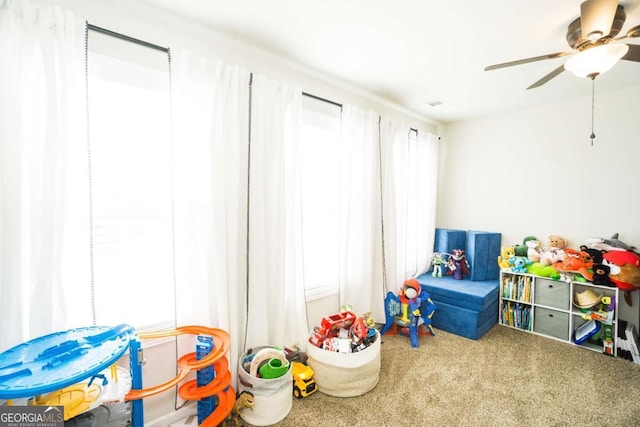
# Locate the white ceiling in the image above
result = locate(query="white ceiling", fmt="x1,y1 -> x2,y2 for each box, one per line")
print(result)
138,0 -> 640,124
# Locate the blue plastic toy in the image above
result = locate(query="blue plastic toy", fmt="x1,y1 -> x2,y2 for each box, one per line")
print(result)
381,278 -> 437,348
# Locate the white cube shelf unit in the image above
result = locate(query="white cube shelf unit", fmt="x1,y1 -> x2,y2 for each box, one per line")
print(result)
499,270 -> 619,357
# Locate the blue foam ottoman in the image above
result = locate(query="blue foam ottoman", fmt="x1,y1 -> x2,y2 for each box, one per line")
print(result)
434,228 -> 466,254
416,274 -> 499,340
466,230 -> 501,281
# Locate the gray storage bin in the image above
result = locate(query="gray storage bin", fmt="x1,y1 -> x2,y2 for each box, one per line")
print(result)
534,279 -> 569,310
534,307 -> 569,340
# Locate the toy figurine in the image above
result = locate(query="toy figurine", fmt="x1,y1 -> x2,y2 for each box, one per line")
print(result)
431,253 -> 444,277
226,390 -> 255,427
603,325 -> 614,356
447,249 -> 471,280
381,278 -> 437,348
363,311 -> 376,328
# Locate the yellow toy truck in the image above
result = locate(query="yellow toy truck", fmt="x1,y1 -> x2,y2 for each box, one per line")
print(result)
291,361 -> 317,398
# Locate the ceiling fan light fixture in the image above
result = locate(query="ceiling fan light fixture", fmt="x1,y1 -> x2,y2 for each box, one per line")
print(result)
587,30 -> 604,41
564,43 -> 629,78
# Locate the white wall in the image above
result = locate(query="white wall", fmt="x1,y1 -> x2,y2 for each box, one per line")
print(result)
437,83 -> 640,327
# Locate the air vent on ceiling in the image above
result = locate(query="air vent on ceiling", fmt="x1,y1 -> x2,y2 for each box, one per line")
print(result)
425,99 -> 444,107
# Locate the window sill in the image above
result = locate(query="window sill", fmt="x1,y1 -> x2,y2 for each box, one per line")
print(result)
305,282 -> 338,302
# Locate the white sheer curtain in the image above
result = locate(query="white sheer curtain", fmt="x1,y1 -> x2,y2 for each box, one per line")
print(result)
379,119 -> 411,292
339,105 -> 385,321
0,1 -> 87,352
245,75 -> 309,350
380,119 -> 439,295
171,51 -> 249,382
414,131 -> 439,275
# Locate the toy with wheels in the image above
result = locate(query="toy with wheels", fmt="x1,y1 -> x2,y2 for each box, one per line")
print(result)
0,324 -> 236,427
380,278 -> 437,348
291,361 -> 316,398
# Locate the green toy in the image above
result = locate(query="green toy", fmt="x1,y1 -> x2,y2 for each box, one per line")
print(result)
259,358 -> 290,379
526,262 -> 561,280
514,236 -> 537,258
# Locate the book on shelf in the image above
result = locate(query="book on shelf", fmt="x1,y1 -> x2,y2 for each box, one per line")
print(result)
501,274 -> 531,302
501,301 -> 531,330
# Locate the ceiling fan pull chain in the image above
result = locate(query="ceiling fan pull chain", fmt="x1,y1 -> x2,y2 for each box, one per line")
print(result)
590,77 -> 596,146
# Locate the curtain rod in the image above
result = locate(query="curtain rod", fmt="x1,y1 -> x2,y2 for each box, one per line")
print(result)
303,92 -> 420,133
87,23 -> 169,53
302,92 -> 342,108
86,25 -> 426,135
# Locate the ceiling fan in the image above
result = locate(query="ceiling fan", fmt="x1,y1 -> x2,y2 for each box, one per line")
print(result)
485,0 -> 640,89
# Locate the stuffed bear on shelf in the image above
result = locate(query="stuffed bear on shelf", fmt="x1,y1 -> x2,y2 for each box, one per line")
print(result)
539,235 -> 568,266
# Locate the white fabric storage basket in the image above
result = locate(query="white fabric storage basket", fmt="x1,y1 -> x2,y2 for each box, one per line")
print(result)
307,331 -> 381,397
237,346 -> 292,426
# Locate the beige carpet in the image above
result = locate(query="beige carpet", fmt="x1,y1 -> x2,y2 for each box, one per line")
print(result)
253,325 -> 640,427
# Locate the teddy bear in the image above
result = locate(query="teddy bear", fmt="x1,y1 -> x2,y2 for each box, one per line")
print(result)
539,235 -> 568,266
591,263 -> 613,287
579,245 -> 606,264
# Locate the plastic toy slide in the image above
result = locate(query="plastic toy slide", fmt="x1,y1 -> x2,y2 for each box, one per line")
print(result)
124,325 -> 235,425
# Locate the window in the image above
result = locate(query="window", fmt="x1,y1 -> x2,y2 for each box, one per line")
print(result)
300,96 -> 341,301
85,31 -> 174,329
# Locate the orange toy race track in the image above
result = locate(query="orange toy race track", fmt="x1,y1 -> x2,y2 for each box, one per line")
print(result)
125,325 -> 236,426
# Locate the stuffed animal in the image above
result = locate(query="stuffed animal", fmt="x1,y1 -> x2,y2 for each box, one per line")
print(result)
592,263 -> 613,287
603,250 -> 640,289
602,250 -> 640,306
579,245 -> 606,264
539,235 -> 568,266
509,256 -> 531,273
526,262 -> 560,280
551,248 -> 593,281
584,233 -> 638,254
498,246 -> 515,270
514,236 -> 537,258
525,238 -> 543,262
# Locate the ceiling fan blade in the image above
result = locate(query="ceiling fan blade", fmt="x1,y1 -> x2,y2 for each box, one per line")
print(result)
615,24 -> 640,40
484,52 -> 571,71
527,65 -> 566,90
622,43 -> 640,62
581,0 -> 618,40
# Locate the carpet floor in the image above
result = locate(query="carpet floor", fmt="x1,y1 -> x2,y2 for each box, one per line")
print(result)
250,325 -> 640,427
